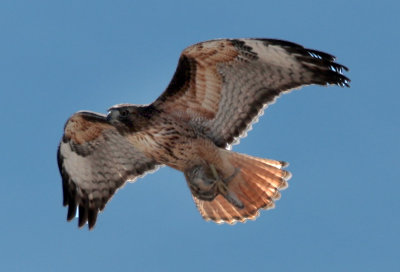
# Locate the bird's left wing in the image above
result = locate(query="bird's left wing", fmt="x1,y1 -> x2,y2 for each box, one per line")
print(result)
152,38 -> 350,148
57,111 -> 159,229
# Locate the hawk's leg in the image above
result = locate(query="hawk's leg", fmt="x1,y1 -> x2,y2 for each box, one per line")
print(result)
209,164 -> 244,209
185,164 -> 243,209
185,165 -> 218,201
209,164 -> 237,193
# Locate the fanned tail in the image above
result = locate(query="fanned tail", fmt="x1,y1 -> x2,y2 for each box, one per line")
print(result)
193,151 -> 291,224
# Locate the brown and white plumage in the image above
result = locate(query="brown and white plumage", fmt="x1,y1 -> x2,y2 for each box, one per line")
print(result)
57,38 -> 349,229
153,39 -> 349,148
58,111 -> 159,229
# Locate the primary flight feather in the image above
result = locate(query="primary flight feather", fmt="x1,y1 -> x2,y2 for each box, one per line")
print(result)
57,38 -> 350,229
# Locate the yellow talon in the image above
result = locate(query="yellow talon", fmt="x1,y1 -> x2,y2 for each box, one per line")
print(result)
210,164 -> 240,197
217,179 -> 228,195
209,164 -> 220,180
209,164 -> 243,209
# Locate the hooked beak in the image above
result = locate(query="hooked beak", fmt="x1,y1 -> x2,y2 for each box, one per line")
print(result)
106,110 -> 118,122
106,113 -> 112,122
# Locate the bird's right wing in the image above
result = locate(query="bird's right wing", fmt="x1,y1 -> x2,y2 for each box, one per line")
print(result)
57,111 -> 160,229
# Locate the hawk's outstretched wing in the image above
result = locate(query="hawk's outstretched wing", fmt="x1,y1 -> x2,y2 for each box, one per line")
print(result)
57,111 -> 159,229
152,38 -> 349,148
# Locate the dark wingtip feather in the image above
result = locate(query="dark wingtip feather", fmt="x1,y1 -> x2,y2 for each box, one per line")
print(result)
58,146 -> 70,207
338,74 -> 351,88
88,209 -> 98,230
306,48 -> 336,61
259,38 -> 351,88
62,184 -> 69,207
305,49 -> 350,88
67,203 -> 77,221
66,181 -> 78,221
299,52 -> 350,88
280,161 -> 290,168
78,205 -> 88,228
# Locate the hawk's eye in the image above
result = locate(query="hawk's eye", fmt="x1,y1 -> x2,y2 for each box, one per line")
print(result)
119,109 -> 129,118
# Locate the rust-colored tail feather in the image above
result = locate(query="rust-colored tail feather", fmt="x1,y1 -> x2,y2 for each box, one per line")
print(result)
193,152 -> 291,224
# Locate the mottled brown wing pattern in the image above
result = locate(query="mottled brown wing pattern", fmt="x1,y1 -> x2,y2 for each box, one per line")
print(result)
58,111 -> 159,229
153,40 -> 239,120
153,38 -> 350,148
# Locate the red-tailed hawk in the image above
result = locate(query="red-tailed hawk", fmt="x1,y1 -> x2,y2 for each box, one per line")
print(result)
58,38 -> 349,229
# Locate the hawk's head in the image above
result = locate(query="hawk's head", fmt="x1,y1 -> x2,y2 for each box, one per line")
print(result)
107,104 -> 154,132
107,104 -> 137,126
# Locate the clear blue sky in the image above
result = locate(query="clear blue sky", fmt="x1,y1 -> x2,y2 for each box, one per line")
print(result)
1,0 -> 399,271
